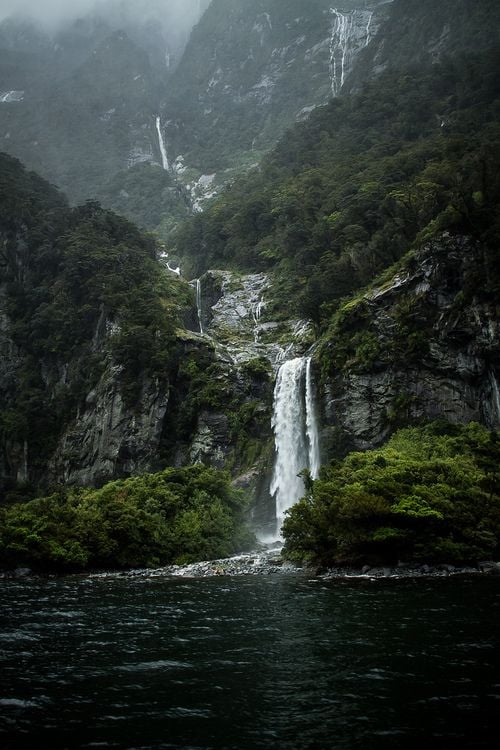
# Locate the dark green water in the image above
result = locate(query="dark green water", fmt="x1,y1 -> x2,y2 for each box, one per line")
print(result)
0,572 -> 499,749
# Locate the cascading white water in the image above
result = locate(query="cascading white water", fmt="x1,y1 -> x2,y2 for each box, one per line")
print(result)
329,8 -> 374,97
305,358 -> 321,480
167,261 -> 181,276
252,299 -> 265,342
269,356 -> 321,537
196,278 -> 204,334
365,11 -> 374,47
155,115 -> 169,171
329,9 -> 354,96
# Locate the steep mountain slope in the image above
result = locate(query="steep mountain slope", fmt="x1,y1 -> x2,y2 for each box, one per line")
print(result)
349,0 -> 500,88
0,0 -> 499,529
0,155 -> 281,501
171,0 -> 500,459
0,0 -> 390,234
0,153 -> 189,494
0,2 -> 208,211
1,31 -> 161,204
162,0 -> 389,174
174,47 -> 500,305
318,234 -> 500,456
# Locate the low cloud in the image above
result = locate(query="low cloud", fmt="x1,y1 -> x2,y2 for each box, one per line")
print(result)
0,1 -> 209,33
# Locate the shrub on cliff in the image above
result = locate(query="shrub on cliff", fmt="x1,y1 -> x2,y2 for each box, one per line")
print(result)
0,465 -> 253,571
283,422 -> 500,566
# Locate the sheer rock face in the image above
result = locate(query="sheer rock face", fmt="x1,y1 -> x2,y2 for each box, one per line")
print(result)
47,367 -> 170,487
164,0 -> 390,193
199,270 -> 314,369
320,235 -> 500,455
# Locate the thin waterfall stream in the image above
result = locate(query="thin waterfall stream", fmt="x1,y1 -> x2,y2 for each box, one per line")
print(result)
196,278 -> 203,334
155,115 -> 169,171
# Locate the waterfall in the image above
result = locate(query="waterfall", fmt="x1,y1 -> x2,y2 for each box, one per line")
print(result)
252,299 -> 265,343
167,261 -> 181,276
365,11 -> 374,47
196,278 -> 203,334
269,357 -> 321,537
305,358 -> 321,480
490,370 -> 500,423
329,9 -> 354,96
329,8 -> 374,97
155,116 -> 169,171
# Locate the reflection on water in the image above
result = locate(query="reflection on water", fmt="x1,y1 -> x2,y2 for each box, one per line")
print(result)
0,573 -> 499,749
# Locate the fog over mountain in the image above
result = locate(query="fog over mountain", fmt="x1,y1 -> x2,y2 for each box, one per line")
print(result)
0,0 -> 209,34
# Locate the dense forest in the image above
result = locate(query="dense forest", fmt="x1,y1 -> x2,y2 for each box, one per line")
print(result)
0,465 -> 252,571
0,153 -> 192,485
284,422 -> 500,566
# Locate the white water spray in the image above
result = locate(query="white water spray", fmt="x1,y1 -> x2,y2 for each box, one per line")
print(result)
155,115 -> 169,171
167,261 -> 181,276
0,90 -> 24,103
269,357 -> 321,537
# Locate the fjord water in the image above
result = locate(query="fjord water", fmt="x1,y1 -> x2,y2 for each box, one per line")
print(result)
1,574 -> 498,749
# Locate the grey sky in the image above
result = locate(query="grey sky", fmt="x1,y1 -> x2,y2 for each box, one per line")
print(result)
0,1 -> 208,31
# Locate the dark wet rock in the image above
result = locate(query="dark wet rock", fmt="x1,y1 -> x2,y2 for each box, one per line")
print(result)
14,567 -> 32,578
321,236 -> 500,456
478,561 -> 500,575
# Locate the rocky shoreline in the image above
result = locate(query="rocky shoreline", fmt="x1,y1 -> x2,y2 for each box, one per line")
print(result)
83,553 -> 500,581
3,549 -> 500,581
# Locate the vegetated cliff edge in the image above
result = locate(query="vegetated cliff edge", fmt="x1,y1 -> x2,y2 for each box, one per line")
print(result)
0,153 -> 280,498
318,233 -> 500,459
0,153 -> 200,495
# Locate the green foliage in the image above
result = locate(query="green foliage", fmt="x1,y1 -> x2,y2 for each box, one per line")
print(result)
283,422 -> 500,566
0,154 -> 188,487
160,344 -> 274,475
96,163 -> 192,239
241,357 -> 271,381
174,49 -> 500,321
0,465 -> 254,571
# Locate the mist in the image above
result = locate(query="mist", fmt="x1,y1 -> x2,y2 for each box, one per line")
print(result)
0,0 -> 210,34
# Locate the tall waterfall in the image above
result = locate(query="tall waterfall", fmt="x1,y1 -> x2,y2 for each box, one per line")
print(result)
196,278 -> 203,334
269,357 -> 321,537
155,116 -> 169,171
305,358 -> 321,480
329,8 -> 374,97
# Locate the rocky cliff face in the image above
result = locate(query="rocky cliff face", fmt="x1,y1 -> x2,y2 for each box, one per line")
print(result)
0,288 -> 174,490
160,270 -> 316,485
0,0 -> 391,226
348,0 -> 500,90
319,234 -> 500,456
47,367 -> 170,487
164,0 -> 390,183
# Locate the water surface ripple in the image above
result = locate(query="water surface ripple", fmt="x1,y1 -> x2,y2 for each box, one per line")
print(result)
0,574 -> 498,749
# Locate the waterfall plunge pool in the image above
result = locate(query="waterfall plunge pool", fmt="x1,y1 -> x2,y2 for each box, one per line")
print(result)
1,572 -> 498,749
